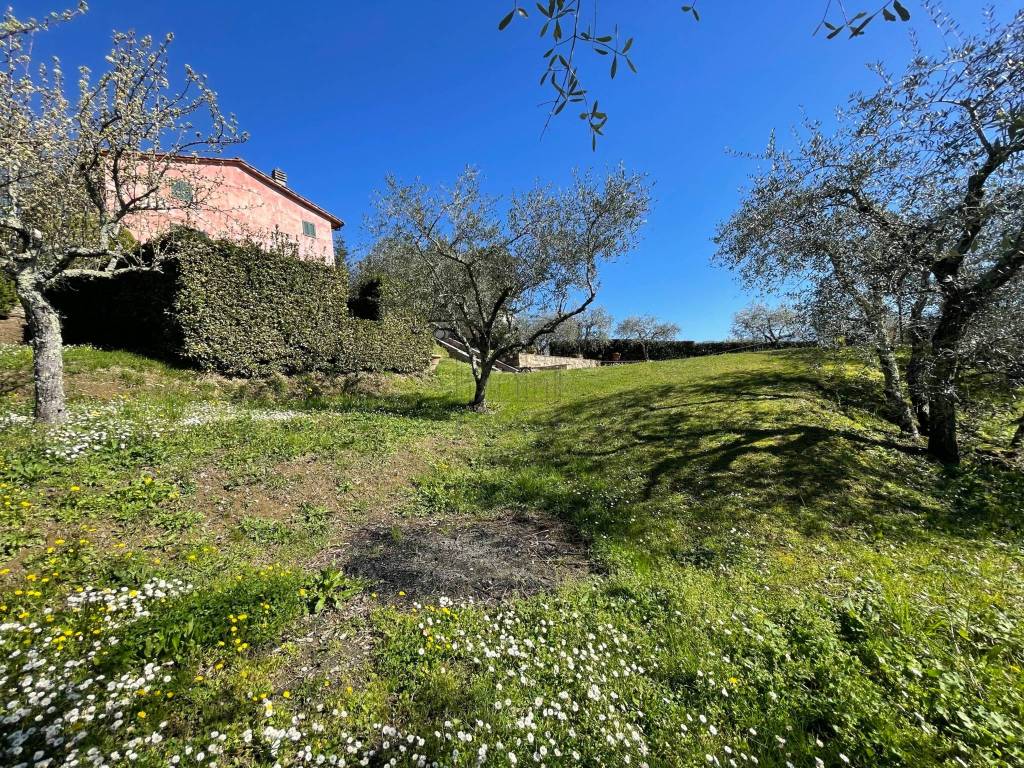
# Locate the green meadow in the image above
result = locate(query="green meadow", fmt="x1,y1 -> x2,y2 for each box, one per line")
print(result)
1,345 -> 1021,767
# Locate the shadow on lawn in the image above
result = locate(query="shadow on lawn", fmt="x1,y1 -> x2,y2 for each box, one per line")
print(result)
488,364 -> 1024,551
0,368 -> 31,397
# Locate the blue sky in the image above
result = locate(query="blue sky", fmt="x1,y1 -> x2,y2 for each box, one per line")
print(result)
23,0 -> 999,339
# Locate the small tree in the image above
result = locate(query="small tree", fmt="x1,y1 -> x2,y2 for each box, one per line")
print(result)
615,314 -> 680,361
545,305 -> 612,354
333,232 -> 350,271
369,167 -> 649,408
0,12 -> 242,423
731,302 -> 802,344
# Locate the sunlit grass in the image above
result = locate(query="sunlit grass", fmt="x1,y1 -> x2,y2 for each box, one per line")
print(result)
1,345 -> 1022,767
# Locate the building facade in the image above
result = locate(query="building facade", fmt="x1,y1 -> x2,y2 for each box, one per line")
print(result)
123,157 -> 343,265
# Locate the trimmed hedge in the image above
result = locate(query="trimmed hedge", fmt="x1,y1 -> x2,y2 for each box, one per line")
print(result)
0,274 -> 17,319
51,229 -> 432,377
548,338 -> 815,361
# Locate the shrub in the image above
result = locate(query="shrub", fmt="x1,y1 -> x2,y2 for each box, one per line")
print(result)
0,273 -> 17,318
549,337 -> 815,361
50,229 -> 433,376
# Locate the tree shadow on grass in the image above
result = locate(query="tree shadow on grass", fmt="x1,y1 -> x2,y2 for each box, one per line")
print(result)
484,363 -> 1023,552
0,368 -> 31,397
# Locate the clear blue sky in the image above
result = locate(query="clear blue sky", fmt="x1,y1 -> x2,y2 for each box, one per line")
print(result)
23,0 -> 998,339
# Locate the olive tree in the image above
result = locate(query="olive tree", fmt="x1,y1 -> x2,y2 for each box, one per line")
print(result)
716,162 -> 923,437
717,8 -> 1024,462
545,305 -> 612,354
369,166 -> 649,408
615,314 -> 680,361
731,302 -> 803,344
0,12 -> 242,422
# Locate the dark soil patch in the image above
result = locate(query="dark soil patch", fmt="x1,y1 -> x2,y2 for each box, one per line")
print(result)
334,509 -> 594,602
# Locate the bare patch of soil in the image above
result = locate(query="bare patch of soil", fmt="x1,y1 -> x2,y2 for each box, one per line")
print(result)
191,455 -> 345,532
190,439 -> 439,544
333,509 -> 594,603
68,366 -> 181,400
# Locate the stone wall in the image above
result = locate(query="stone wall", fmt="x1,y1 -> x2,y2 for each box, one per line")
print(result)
514,352 -> 600,371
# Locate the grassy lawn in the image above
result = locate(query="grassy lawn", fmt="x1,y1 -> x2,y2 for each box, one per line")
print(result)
1,345 -> 1022,767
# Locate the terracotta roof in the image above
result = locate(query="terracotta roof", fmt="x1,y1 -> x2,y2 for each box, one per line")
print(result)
168,155 -> 344,230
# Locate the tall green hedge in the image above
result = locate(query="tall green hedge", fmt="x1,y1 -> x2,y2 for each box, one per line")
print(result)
0,274 -> 17,319
51,229 -> 432,377
548,338 -> 815,361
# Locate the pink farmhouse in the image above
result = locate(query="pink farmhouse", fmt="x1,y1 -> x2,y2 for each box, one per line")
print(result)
124,156 -> 343,265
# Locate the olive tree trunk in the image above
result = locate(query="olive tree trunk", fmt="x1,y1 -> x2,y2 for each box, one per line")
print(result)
905,290 -> 931,434
470,361 -> 495,411
927,322 -> 961,464
16,273 -> 68,424
1010,414 -> 1023,456
875,342 -> 919,437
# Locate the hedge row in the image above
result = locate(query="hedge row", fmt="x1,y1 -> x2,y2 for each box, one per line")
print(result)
0,274 -> 17,318
548,338 -> 816,361
51,229 -> 432,377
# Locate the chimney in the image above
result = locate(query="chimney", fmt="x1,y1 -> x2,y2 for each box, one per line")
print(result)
271,168 -> 287,186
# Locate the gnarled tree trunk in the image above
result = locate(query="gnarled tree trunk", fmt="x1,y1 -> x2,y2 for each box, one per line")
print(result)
16,273 -> 67,424
876,341 -> 918,437
927,319 -> 962,464
470,361 -> 494,411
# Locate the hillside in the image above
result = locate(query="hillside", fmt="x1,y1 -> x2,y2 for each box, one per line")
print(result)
1,346 -> 1022,767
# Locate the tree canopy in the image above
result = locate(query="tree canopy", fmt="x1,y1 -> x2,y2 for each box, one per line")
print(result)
0,9 -> 243,422
365,166 -> 650,407
716,8 -> 1024,462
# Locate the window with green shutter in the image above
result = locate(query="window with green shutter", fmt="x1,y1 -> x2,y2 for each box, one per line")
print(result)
302,220 -> 316,238
170,179 -> 193,204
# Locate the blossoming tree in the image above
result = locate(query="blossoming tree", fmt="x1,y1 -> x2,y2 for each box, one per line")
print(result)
0,8 -> 243,423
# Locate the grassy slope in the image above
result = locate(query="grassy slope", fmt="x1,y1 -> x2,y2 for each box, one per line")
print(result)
1,345 -> 1022,767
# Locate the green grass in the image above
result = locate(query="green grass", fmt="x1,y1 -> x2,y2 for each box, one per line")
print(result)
1,345 -> 1022,767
